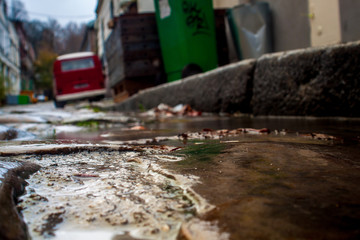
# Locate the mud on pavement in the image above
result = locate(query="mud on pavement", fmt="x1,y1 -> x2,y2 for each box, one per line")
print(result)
0,159 -> 40,240
0,143 -> 228,240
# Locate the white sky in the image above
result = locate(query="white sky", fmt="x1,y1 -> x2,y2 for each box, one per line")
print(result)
20,0 -> 98,26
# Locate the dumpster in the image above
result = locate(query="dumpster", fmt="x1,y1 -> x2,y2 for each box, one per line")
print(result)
105,13 -> 165,102
154,0 -> 218,82
227,2 -> 273,60
18,95 -> 30,105
6,95 -> 18,105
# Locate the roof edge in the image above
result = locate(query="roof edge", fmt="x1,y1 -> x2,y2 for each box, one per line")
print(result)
57,52 -> 95,61
95,0 -> 104,14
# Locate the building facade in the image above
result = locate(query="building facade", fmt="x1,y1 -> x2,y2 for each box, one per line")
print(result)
0,0 -> 20,95
13,20 -> 36,91
80,20 -> 97,53
95,0 -> 135,60
95,0 -> 136,96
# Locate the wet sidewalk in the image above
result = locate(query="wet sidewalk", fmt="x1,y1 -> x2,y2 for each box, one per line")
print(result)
166,135 -> 360,240
1,102 -> 360,239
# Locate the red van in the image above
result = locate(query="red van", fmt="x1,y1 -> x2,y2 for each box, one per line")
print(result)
53,52 -> 106,108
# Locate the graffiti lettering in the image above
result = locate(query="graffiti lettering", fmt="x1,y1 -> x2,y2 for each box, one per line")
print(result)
182,0 -> 209,36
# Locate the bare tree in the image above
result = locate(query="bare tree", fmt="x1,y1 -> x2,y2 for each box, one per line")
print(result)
47,18 -> 65,53
9,0 -> 28,21
23,20 -> 49,54
60,22 -> 86,54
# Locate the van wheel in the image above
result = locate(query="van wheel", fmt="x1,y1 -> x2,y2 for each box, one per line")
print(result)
54,100 -> 66,108
181,64 -> 203,79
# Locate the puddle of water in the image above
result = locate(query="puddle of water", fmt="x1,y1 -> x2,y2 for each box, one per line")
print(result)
0,125 -> 36,141
144,115 -> 360,138
52,115 -> 360,145
0,159 -> 22,184
163,135 -> 360,240
54,229 -> 124,240
2,102 -> 360,239
2,129 -> 360,239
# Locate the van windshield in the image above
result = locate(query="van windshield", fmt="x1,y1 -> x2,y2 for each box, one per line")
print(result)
61,58 -> 95,72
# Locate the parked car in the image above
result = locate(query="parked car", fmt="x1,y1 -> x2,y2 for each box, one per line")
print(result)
36,94 -> 47,102
53,52 -> 106,108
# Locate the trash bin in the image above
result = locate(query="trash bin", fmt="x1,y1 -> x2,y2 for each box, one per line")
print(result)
154,0 -> 218,82
227,2 -> 273,60
6,95 -> 18,105
18,95 -> 29,105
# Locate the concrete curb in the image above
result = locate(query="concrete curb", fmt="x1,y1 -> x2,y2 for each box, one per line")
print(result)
253,41 -> 360,116
111,41 -> 360,117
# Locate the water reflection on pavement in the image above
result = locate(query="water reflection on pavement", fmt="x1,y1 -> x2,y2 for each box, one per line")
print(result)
164,135 -> 360,240
0,101 -> 360,239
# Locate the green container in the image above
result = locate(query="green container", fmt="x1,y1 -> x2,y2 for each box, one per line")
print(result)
18,95 -> 29,105
154,0 -> 218,82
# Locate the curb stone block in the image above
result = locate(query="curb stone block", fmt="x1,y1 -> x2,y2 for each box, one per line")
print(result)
112,41 -> 360,117
252,41 -> 360,116
112,59 -> 256,113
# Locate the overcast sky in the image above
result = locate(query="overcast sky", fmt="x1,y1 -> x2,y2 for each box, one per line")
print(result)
21,0 -> 97,26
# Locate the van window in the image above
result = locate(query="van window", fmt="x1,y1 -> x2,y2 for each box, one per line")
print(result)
61,58 -> 95,72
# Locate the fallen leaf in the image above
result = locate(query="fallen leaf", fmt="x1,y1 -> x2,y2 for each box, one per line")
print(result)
131,126 -> 146,130
73,173 -> 99,178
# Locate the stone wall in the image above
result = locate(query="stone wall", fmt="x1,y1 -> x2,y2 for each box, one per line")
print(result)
111,41 -> 360,117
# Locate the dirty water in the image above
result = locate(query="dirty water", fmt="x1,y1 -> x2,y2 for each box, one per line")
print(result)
160,134 -> 360,240
0,102 -> 137,141
1,102 -> 360,239
1,130 -> 359,239
2,102 -> 360,142
1,143 -> 227,240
